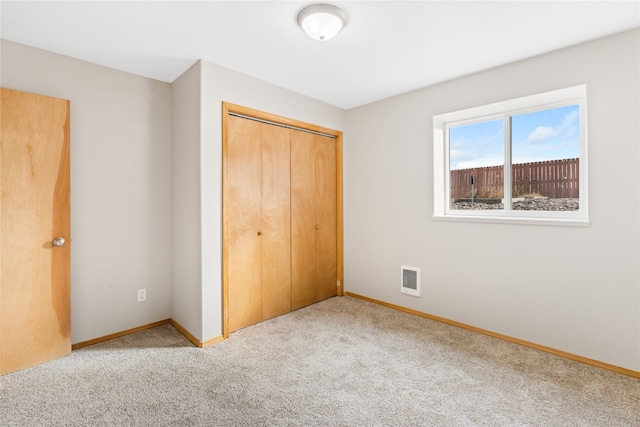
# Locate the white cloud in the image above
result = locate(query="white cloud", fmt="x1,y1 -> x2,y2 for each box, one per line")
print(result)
526,109 -> 579,144
528,126 -> 557,143
450,126 -> 504,170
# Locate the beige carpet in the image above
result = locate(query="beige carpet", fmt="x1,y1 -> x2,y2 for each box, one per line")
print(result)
1,296 -> 638,426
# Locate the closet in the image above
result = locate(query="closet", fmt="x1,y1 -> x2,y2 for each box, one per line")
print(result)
222,103 -> 342,336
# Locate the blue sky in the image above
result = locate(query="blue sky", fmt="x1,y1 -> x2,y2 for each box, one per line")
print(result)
449,104 -> 580,170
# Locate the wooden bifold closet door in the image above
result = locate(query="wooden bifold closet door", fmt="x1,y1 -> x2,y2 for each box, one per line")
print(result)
223,106 -> 341,336
226,116 -> 291,333
290,130 -> 337,310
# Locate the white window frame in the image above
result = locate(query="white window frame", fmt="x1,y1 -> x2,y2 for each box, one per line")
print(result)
433,85 -> 588,226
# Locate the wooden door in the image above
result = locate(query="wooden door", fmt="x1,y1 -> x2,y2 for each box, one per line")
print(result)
223,102 -> 342,338
225,115 -> 292,332
260,123 -> 291,321
291,131 -> 337,307
226,115 -> 263,332
1,88 -> 71,375
291,130 -> 316,310
314,135 -> 337,301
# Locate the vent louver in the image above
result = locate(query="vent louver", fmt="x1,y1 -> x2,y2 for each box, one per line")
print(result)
401,266 -> 420,297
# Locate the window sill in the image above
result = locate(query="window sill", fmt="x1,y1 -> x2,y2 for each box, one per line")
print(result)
432,214 -> 590,227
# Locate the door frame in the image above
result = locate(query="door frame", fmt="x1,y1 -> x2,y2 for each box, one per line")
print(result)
221,102 -> 343,339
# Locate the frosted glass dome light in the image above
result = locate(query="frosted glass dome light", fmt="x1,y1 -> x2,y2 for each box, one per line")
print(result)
296,3 -> 347,41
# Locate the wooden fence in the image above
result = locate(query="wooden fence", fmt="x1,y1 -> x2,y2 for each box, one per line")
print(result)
450,158 -> 579,199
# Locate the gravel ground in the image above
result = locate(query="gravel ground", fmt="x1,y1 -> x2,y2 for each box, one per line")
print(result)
451,198 -> 579,211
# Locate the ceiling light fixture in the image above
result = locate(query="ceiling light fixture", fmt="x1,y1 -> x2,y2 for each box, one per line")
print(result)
296,3 -> 347,41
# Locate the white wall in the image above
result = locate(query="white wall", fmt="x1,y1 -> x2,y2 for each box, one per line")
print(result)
1,40 -> 173,344
344,29 -> 640,371
171,59 -> 346,342
171,61 -> 203,339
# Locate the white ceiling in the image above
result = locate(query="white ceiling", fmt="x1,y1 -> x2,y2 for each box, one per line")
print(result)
1,1 -> 638,110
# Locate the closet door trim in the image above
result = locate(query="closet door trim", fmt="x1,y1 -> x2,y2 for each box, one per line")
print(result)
222,102 -> 343,339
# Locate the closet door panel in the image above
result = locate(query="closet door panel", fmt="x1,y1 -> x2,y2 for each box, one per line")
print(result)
260,123 -> 292,321
226,116 -> 262,332
290,130 -> 316,310
315,136 -> 337,301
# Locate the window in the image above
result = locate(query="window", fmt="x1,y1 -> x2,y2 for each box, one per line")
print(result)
433,85 -> 588,225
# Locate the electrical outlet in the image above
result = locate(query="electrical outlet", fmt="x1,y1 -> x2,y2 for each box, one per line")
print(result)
137,288 -> 146,302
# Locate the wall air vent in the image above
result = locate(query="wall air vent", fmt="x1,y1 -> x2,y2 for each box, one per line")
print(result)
401,266 -> 420,297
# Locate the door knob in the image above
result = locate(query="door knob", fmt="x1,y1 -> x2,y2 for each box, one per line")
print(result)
52,237 -> 66,247
315,225 -> 320,230
257,231 -> 262,236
